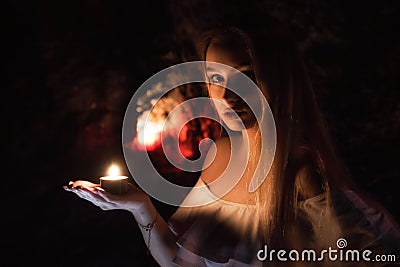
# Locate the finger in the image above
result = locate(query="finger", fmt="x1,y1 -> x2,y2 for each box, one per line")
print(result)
72,188 -> 92,201
94,188 -> 118,203
71,180 -> 99,189
63,180 -> 77,191
63,185 -> 72,191
94,186 -> 106,192
79,189 -> 106,202
71,188 -> 118,210
98,202 -> 117,210
63,182 -> 92,192
73,188 -> 107,205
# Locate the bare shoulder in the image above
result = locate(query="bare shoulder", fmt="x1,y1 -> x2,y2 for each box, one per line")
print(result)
201,137 -> 232,184
295,165 -> 325,200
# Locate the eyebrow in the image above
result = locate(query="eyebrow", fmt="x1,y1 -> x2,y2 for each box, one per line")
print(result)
206,65 -> 252,73
205,67 -> 217,72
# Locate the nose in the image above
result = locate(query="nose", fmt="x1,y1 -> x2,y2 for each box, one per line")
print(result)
223,88 -> 238,106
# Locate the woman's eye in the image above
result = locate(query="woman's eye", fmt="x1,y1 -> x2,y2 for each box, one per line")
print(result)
209,74 -> 225,84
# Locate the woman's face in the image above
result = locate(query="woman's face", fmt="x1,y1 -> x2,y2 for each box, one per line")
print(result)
205,41 -> 259,131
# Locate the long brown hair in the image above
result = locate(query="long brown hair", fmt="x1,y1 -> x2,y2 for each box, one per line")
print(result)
199,25 -> 354,246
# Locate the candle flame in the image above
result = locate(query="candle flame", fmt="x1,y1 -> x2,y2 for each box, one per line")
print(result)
107,165 -> 120,176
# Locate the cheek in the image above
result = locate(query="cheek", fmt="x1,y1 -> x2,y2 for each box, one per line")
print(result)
210,99 -> 228,119
211,99 -> 225,111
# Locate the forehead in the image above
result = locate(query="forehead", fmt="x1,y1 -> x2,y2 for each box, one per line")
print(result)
205,41 -> 250,70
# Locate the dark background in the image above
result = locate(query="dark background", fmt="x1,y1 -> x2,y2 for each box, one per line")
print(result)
4,1 -> 399,266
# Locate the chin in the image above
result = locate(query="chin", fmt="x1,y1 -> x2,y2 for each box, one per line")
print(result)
222,117 -> 256,132
224,122 -> 246,132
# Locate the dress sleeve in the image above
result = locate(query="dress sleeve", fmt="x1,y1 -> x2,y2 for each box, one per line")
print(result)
298,189 -> 400,266
297,192 -> 343,249
167,201 -> 199,238
167,177 -> 216,238
339,189 -> 400,257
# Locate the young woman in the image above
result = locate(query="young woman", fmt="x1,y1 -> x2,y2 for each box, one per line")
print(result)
65,25 -> 400,266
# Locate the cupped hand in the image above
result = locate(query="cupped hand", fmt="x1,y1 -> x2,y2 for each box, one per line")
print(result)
64,180 -> 150,214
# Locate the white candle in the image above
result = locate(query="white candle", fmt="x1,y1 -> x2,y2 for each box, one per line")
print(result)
100,164 -> 128,194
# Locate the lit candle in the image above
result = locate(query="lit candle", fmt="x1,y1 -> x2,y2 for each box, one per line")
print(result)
100,164 -> 128,195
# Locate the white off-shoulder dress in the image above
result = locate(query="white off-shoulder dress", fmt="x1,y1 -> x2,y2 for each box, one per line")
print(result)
168,179 -> 400,267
